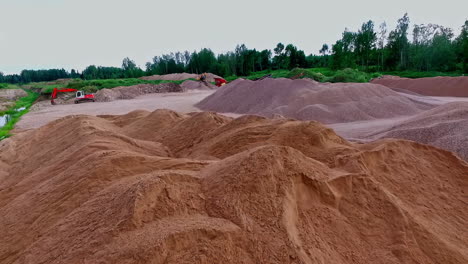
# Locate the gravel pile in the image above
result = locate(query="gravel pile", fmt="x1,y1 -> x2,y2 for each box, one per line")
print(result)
197,78 -> 435,124
371,75 -> 468,97
366,101 -> 468,160
95,83 -> 183,102
181,80 -> 217,90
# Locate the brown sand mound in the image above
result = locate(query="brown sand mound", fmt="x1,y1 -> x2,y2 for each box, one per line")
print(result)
181,80 -> 217,90
94,83 -> 183,102
366,101 -> 468,160
371,75 -> 468,97
0,110 -> 467,264
141,72 -> 221,82
0,89 -> 27,101
197,78 -> 435,124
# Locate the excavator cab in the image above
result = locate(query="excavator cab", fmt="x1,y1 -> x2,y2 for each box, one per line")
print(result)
74,90 -> 95,104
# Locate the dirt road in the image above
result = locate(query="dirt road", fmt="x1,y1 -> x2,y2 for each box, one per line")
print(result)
16,90 -> 215,130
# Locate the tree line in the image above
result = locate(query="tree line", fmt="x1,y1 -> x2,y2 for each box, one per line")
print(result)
1,14 -> 466,84
328,14 -> 467,72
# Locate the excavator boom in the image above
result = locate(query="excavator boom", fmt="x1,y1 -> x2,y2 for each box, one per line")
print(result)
51,88 -> 78,100
51,88 -> 95,105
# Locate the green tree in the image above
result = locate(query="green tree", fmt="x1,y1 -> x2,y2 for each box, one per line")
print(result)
387,13 -> 410,70
355,20 -> 376,68
377,22 -> 387,70
455,20 -> 468,72
319,44 -> 329,56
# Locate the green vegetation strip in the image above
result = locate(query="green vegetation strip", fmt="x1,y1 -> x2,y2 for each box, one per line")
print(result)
37,78 -> 186,94
225,68 -> 382,83
0,90 -> 40,140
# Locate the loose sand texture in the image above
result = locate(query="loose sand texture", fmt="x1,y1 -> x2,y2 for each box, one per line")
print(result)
371,75 -> 468,97
0,110 -> 467,264
141,73 -> 221,83
197,78 -> 435,123
16,91 -> 215,130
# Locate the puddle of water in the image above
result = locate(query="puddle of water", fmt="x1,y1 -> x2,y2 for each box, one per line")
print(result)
0,114 -> 11,128
0,107 -> 25,129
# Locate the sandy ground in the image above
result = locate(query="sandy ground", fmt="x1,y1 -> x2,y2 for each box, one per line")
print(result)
16,90 -> 215,130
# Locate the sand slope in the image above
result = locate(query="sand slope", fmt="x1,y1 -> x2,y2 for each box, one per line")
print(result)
371,76 -> 468,97
0,110 -> 467,264
197,78 -> 434,123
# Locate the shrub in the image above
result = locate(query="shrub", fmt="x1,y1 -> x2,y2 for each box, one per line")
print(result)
328,68 -> 370,83
286,68 -> 327,82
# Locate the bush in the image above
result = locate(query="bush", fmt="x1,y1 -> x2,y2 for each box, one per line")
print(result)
328,68 -> 370,83
286,68 -> 327,82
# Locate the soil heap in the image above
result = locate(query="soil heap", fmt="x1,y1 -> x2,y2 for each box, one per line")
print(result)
0,89 -> 27,101
95,83 -> 183,102
197,78 -> 434,124
0,89 -> 28,111
0,110 -> 467,264
371,76 -> 468,97
141,73 -> 222,83
365,101 -> 468,160
181,80 -> 217,90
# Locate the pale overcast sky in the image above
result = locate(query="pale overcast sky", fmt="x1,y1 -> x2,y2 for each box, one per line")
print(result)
0,0 -> 467,74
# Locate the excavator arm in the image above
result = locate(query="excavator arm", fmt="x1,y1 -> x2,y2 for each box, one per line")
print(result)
51,88 -> 78,105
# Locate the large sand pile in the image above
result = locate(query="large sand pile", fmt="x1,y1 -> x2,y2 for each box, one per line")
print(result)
141,73 -> 221,82
95,83 -> 183,102
371,75 -> 468,97
197,78 -> 434,124
0,110 -> 467,264
365,101 -> 468,160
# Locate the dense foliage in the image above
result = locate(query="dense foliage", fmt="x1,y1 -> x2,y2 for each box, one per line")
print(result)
1,15 -> 466,84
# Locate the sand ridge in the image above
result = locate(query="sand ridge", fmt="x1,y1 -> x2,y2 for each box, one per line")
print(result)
0,110 -> 467,263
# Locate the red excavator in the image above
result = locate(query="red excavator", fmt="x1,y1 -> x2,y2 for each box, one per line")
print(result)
214,78 -> 227,87
51,88 -> 95,105
198,73 -> 227,87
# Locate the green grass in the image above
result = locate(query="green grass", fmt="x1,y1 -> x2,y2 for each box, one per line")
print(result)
225,67 -> 465,83
226,68 -> 380,83
64,78 -> 185,93
0,83 -> 22,90
0,90 -> 40,140
378,71 -> 463,78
